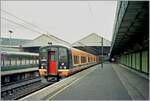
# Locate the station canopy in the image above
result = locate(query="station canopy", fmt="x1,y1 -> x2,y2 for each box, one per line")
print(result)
72,33 -> 111,56
110,1 -> 149,56
23,34 -> 71,47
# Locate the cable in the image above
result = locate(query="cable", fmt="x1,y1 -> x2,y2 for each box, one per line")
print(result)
88,2 -> 93,16
2,17 -> 43,34
1,9 -> 47,33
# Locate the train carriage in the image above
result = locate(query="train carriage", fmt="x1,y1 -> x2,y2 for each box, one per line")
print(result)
1,51 -> 39,85
39,45 -> 97,81
1,51 -> 39,71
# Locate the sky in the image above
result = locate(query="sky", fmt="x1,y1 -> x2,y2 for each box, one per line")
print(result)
1,1 -> 117,43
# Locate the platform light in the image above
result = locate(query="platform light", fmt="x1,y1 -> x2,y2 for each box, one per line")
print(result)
8,30 -> 13,46
48,42 -> 52,46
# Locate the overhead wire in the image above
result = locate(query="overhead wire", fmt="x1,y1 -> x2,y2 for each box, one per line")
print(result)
1,9 -> 49,36
88,2 -> 93,17
1,17 -> 43,34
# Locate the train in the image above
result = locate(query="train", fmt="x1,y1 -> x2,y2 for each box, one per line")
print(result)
1,51 -> 39,71
38,45 -> 98,81
1,51 -> 39,85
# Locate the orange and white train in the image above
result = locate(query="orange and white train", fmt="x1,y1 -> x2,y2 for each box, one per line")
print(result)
39,45 -> 98,81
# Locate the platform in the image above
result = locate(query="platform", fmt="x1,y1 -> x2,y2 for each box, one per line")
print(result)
1,67 -> 39,76
20,63 -> 149,100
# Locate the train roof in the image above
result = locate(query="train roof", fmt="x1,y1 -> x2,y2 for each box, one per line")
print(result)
40,44 -> 96,56
1,51 -> 39,56
71,47 -> 96,56
40,44 -> 71,49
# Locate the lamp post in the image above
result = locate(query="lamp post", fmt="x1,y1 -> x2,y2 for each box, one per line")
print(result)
48,42 -> 52,46
101,37 -> 103,68
8,30 -> 13,46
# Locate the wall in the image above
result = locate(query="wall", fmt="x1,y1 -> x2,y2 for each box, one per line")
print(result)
119,50 -> 149,74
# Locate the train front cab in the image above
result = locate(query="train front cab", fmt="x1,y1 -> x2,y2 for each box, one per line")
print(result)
39,46 -> 70,81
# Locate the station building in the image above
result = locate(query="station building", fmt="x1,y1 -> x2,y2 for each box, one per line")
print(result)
72,33 -> 111,62
0,38 -> 31,52
22,34 -> 71,53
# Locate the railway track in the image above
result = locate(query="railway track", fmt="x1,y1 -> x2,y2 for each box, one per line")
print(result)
1,77 -> 54,100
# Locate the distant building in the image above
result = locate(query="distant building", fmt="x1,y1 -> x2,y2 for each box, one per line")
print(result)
72,33 -> 111,47
0,38 -> 31,52
72,33 -> 111,62
22,34 -> 72,53
0,37 -> 31,47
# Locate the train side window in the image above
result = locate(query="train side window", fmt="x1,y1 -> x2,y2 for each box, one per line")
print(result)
34,59 -> 36,65
19,56 -> 22,65
81,56 -> 86,63
74,56 -> 77,64
1,54 -> 4,67
74,56 -> 79,64
22,59 -> 25,65
32,59 -> 34,65
77,56 -> 79,64
88,57 -> 90,62
4,76 -> 10,84
26,59 -> 28,64
36,59 -> 39,64
30,59 -> 32,64
5,59 -> 9,66
11,59 -> 16,66
74,56 -> 75,64
17,57 -> 20,65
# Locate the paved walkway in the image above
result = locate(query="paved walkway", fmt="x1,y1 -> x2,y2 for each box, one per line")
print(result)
112,64 -> 149,100
48,63 -> 149,100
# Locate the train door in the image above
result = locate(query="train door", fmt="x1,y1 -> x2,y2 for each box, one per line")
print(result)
48,51 -> 57,75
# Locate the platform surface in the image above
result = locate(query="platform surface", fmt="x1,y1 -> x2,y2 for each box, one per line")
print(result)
47,63 -> 149,100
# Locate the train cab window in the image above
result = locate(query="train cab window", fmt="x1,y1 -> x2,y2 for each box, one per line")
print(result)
59,48 -> 68,69
59,48 -> 67,61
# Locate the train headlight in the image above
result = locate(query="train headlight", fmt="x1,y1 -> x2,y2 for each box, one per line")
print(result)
61,62 -> 64,66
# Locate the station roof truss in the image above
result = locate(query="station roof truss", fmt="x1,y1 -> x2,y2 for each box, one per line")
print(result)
23,34 -> 72,48
72,33 -> 111,55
